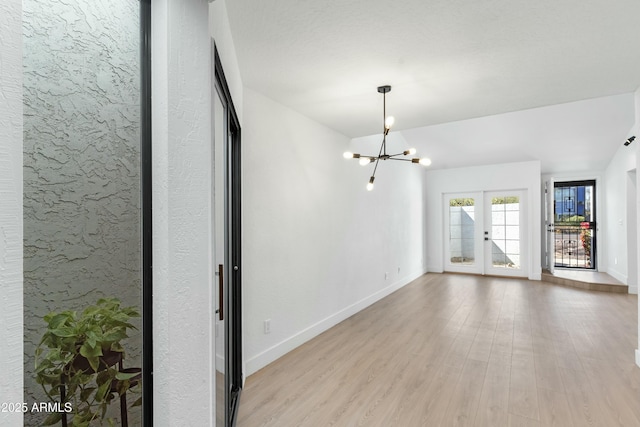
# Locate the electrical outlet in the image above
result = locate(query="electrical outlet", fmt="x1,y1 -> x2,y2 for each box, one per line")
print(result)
398,267 -> 401,274
264,319 -> 271,334
385,272 -> 388,280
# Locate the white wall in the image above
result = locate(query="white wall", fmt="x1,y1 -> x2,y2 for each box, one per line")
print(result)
152,0 -> 215,425
425,161 -> 542,280
0,1 -> 24,425
604,139 -> 637,289
242,89 -> 427,374
635,86 -> 640,368
209,0 -> 243,124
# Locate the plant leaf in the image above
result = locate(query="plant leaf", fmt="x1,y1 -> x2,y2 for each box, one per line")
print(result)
79,343 -> 102,371
50,326 -> 77,338
41,412 -> 63,426
48,312 -> 73,329
115,371 -> 140,381
95,378 -> 112,402
80,386 -> 96,401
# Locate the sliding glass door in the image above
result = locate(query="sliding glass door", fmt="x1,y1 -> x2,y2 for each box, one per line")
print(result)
213,47 -> 243,427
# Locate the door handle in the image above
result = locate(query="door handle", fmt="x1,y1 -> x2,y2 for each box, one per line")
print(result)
218,264 -> 224,321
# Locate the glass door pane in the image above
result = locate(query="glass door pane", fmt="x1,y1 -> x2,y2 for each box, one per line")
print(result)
490,196 -> 521,269
23,1 -> 148,425
450,198 -> 476,265
485,191 -> 526,277
213,86 -> 226,426
444,193 -> 483,274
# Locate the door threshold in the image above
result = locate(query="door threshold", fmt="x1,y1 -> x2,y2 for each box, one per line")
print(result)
542,269 -> 627,293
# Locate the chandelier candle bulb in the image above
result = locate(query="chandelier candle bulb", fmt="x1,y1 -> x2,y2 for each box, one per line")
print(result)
384,116 -> 395,129
367,176 -> 375,191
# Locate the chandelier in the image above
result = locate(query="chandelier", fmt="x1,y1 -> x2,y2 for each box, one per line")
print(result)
343,85 -> 431,191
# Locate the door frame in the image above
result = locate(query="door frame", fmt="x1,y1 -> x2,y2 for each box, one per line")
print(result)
213,45 -> 243,427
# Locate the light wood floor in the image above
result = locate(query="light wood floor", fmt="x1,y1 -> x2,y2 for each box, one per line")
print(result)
237,273 -> 640,426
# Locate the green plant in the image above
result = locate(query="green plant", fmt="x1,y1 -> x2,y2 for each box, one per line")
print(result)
580,224 -> 592,259
35,297 -> 141,426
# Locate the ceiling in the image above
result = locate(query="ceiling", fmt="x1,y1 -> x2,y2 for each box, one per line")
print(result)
225,0 -> 640,172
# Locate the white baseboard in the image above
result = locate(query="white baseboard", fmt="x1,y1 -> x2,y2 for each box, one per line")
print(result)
629,285 -> 638,295
427,265 -> 443,273
244,270 -> 426,376
636,349 -> 640,369
216,352 -> 224,372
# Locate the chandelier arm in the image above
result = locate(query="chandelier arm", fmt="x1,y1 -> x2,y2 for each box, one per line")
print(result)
387,151 -> 412,158
371,137 -> 386,178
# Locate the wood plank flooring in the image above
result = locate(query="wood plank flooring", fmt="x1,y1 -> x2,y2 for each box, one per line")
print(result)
237,273 -> 640,426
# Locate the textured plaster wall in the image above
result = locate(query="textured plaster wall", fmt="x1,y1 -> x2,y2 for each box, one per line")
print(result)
152,0 -> 215,424
0,0 -> 24,426
22,0 -> 142,424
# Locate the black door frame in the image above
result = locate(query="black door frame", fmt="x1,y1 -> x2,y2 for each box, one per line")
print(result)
553,179 -> 597,269
214,45 -> 243,427
140,0 -> 153,423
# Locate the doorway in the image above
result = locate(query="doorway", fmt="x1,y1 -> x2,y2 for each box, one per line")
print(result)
550,180 -> 596,270
444,190 -> 527,277
213,47 -> 243,427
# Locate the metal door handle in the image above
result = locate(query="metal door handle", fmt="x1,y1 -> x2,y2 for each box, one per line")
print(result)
218,264 -> 224,321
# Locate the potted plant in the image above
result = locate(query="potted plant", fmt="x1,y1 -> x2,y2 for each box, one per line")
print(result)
35,297 -> 141,426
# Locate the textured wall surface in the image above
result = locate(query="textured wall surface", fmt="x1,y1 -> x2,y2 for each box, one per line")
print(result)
22,0 -> 142,425
152,0 -> 215,425
0,0 -> 24,426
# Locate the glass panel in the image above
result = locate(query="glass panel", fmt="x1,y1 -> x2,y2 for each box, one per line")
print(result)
213,88 -> 226,426
490,196 -> 521,269
449,198 -> 475,265
23,1 -> 144,425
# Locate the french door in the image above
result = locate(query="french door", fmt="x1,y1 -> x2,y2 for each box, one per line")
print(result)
444,190 -> 527,277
